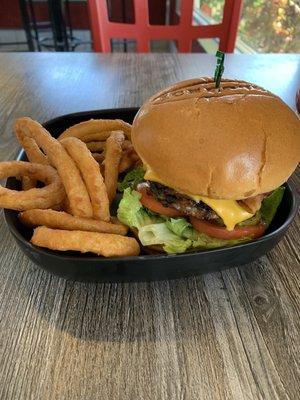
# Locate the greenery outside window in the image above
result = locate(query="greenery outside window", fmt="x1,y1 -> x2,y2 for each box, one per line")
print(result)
193,0 -> 300,53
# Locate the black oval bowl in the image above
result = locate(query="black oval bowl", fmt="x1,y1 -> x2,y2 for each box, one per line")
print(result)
4,108 -> 299,282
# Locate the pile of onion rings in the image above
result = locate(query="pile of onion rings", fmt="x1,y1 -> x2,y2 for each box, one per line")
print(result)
0,117 -> 141,257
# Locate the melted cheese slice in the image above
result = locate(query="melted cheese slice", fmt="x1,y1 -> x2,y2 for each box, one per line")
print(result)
187,194 -> 253,231
144,167 -> 253,231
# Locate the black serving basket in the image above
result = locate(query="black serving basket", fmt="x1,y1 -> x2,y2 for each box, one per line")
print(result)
4,108 -> 299,282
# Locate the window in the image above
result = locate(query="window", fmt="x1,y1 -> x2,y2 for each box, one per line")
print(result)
193,0 -> 300,53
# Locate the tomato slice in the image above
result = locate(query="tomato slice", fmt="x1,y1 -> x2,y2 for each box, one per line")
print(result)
190,217 -> 265,240
137,186 -> 183,217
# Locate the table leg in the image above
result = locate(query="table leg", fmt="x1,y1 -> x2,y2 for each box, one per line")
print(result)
18,0 -> 35,51
47,0 -> 69,51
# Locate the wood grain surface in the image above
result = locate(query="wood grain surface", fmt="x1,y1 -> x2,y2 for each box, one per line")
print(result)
0,53 -> 299,400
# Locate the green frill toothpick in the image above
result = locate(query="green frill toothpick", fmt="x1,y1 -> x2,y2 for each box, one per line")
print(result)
214,50 -> 225,90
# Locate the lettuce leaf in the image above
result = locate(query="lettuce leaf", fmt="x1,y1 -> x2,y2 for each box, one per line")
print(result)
117,189 -> 258,254
117,166 -> 145,192
117,190 -> 191,253
117,188 -> 163,229
138,223 -> 192,253
261,187 -> 285,228
238,211 -> 261,226
165,217 -> 191,237
166,217 -> 250,249
191,233 -> 250,249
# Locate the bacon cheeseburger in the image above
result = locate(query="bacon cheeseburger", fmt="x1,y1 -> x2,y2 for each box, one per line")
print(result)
118,78 -> 300,254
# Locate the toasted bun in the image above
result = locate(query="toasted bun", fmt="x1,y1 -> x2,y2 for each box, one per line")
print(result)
132,78 -> 300,199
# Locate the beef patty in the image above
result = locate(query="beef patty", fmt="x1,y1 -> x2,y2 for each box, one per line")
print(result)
146,181 -> 219,220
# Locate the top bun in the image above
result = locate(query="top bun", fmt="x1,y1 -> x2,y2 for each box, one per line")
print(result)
132,78 -> 300,199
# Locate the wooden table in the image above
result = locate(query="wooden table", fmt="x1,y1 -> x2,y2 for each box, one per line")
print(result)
0,53 -> 299,400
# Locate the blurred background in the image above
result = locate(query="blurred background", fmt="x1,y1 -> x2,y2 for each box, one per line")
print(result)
0,0 -> 299,53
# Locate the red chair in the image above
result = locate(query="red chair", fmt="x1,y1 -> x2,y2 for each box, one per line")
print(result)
88,0 -> 243,53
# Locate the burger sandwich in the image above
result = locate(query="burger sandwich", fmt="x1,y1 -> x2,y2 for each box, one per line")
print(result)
117,78 -> 300,254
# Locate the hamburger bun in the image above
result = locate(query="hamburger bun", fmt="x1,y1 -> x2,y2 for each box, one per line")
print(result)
132,78 -> 300,200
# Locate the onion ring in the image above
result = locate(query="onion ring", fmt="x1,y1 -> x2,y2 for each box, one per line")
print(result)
19,209 -> 128,235
61,137 -> 110,221
104,131 -> 124,202
58,119 -> 131,140
14,117 -> 93,218
86,141 -> 106,152
0,161 -> 65,210
118,144 -> 140,172
92,152 -> 105,164
122,140 -> 133,150
81,132 -> 114,143
16,132 -> 48,165
118,152 -> 135,173
15,127 -> 49,190
31,226 -> 140,257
